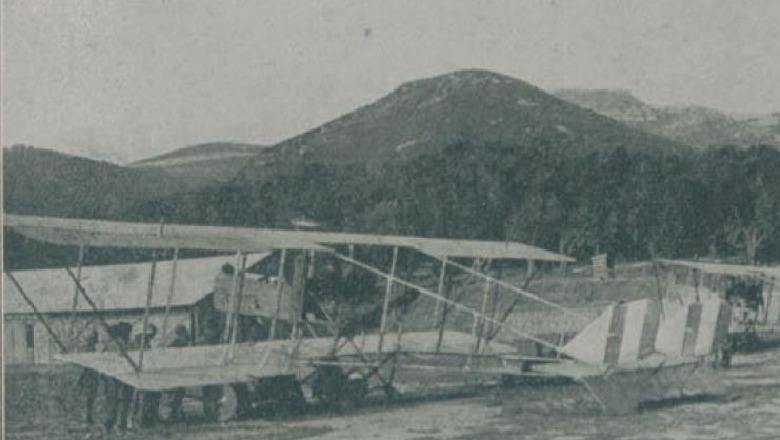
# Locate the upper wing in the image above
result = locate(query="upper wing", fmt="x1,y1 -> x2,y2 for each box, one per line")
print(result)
296,231 -> 574,262
658,258 -> 779,280
4,214 -> 327,252
4,214 -> 574,262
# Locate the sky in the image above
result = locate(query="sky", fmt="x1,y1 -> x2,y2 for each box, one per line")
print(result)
2,0 -> 779,163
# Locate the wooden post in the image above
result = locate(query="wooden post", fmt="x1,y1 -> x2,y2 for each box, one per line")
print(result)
189,308 -> 197,346
685,266 -> 694,292
485,262 -> 502,349
762,279 -> 774,324
330,252 -> 563,352
138,250 -> 158,371
64,267 -> 139,372
228,254 -> 248,360
269,249 -> 287,340
378,246 -> 399,353
160,247 -> 180,346
557,328 -> 566,358
651,261 -> 668,318
434,257 -> 581,316
307,249 -> 316,278
221,251 -> 243,362
435,285 -> 451,353
474,273 -> 491,353
5,271 -> 67,353
68,245 -> 85,348
289,252 -> 307,342
432,256 -> 448,330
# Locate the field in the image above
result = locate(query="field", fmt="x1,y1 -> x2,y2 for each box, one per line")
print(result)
5,347 -> 780,440
10,273 -> 768,440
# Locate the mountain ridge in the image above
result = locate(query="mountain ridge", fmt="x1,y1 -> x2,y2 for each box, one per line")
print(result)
231,70 -> 688,183
554,88 -> 779,148
131,141 -> 267,166
128,141 -> 268,183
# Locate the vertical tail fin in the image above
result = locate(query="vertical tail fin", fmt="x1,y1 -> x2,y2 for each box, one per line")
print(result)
656,299 -> 731,358
563,298 -> 730,366
562,299 -> 660,366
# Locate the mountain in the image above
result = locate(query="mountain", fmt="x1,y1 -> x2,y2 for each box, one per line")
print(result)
2,145 -> 207,219
130,142 -> 267,183
554,89 -> 779,148
240,70 -> 686,175
2,145 -> 238,268
552,89 -> 660,123
733,112 -> 780,141
6,71 -> 779,268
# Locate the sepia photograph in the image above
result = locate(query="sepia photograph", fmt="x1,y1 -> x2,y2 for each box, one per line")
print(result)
2,1 -> 780,439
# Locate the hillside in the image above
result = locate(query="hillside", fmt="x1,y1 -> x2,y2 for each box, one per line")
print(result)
130,142 -> 267,183
5,71 -> 780,270
734,112 -> 780,141
2,145 -> 227,268
2,145 -> 207,219
164,71 -> 777,264
240,70 -> 686,176
553,89 -> 660,123
555,89 -> 779,148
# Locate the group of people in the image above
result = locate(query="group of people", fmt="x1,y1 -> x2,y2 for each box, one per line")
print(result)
78,321 -> 191,433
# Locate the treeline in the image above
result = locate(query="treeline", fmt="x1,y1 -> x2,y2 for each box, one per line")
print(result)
133,142 -> 780,265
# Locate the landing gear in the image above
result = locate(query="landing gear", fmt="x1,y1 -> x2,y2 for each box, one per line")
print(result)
131,391 -> 161,428
252,376 -> 307,415
157,392 -> 176,422
157,389 -> 186,422
311,365 -> 368,410
202,384 -> 250,422
201,378 -> 307,421
717,347 -> 733,368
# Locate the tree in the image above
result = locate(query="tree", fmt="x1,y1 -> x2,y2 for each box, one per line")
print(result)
726,185 -> 780,263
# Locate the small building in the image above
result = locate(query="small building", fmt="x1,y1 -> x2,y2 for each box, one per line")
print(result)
3,255 -> 264,365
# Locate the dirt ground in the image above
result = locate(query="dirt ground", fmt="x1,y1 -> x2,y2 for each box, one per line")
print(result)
6,347 -> 780,440
6,274 -> 778,440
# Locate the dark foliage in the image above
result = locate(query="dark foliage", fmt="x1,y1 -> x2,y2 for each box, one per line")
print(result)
4,71 -> 779,269
117,143 -> 780,266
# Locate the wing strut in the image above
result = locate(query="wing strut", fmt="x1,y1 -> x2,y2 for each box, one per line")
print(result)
4,270 -> 67,353
473,263 -> 492,353
431,256 -> 584,317
432,256 -> 448,331
67,245 -> 86,349
378,246 -> 399,353
434,256 -> 450,352
221,251 -> 245,364
138,250 -> 159,370
331,252 -> 562,351
269,249 -> 288,340
64,267 -> 140,372
160,247 -> 180,345
228,254 -> 248,361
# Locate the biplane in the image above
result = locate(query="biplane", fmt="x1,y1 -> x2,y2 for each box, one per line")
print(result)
656,259 -> 780,354
4,214 -> 732,421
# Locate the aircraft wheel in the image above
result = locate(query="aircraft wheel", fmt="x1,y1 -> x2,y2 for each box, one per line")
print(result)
312,366 -> 367,410
130,390 -> 161,428
85,376 -> 109,427
157,392 -> 174,422
157,389 -> 186,422
203,384 -> 250,422
252,376 -> 307,415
